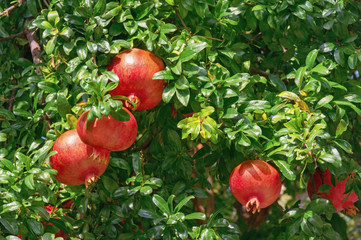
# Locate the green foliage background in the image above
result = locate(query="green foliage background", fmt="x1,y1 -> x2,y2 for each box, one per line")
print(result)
0,0 -> 361,239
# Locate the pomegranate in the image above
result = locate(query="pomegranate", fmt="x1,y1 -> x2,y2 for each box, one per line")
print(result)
50,129 -> 110,188
229,160 -> 282,214
107,48 -> 165,110
77,108 -> 138,151
307,169 -> 359,215
43,205 -> 69,239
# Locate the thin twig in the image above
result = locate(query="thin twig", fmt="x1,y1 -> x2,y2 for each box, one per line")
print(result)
250,67 -> 271,78
42,0 -> 49,8
0,31 -> 27,42
0,0 -> 23,17
173,6 -> 223,42
193,34 -> 223,42
173,6 -> 190,33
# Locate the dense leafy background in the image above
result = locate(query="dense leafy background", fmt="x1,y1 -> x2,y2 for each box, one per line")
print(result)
1,0 -> 361,239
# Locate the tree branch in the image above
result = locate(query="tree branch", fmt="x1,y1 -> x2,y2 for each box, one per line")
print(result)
0,30 -> 27,42
25,19 -> 42,75
173,6 -> 190,33
250,67 -> 271,78
0,0 -> 23,17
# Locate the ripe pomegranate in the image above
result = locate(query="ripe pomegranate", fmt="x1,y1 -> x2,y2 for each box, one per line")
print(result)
229,160 -> 282,214
43,205 -> 69,239
107,48 -> 165,110
77,108 -> 138,151
307,169 -> 359,215
50,129 -> 110,188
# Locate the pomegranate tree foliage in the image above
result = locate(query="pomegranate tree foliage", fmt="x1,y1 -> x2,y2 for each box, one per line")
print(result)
0,0 -> 361,239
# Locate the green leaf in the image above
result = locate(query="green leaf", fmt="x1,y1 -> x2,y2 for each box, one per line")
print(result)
102,70 -> 119,82
102,175 -> 119,193
274,160 -> 296,181
24,174 -> 35,190
45,37 -> 57,55
0,202 -> 20,215
176,88 -> 190,106
245,100 -> 271,112
167,129 -> 182,152
153,194 -> 171,216
223,108 -> 238,119
295,66 -> 307,87
41,21 -> 53,30
306,49 -> 318,69
94,0 -> 106,15
140,186 -> 153,196
162,84 -> 176,103
345,93 -> 361,103
48,10 -> 59,26
0,218 -> 18,235
174,195 -> 195,213
153,70 -> 175,80
179,42 -> 207,63
0,108 -> 16,121
320,42 -> 335,52
132,152 -> 141,175
109,108 -> 130,121
76,43 -> 88,60
348,54 -> 357,69
333,100 -> 361,116
315,95 -> 333,109
165,0 -> 174,5
311,64 -> 329,75
269,75 -> 287,91
335,119 -> 347,137
334,48 -> 345,66
333,139 -> 352,154
26,219 -> 44,236
161,23 -> 177,34
185,212 -> 206,220
38,82 -> 60,93
57,94 -> 72,118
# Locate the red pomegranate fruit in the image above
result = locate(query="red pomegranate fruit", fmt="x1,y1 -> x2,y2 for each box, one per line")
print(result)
229,160 -> 282,214
77,108 -> 138,152
43,205 -> 70,239
307,169 -> 359,215
107,48 -> 165,110
50,129 -> 110,188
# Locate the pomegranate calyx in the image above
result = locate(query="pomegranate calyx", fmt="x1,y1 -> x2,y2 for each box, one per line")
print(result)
344,205 -> 359,216
90,147 -> 109,165
246,197 -> 261,214
125,95 -> 140,111
85,174 -> 100,189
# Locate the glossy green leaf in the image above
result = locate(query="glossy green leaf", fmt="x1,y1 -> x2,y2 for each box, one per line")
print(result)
306,49 -> 318,69
274,160 -> 296,181
45,37 -> 57,55
153,194 -> 171,216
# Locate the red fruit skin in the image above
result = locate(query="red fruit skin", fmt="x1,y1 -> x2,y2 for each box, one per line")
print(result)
50,129 -> 110,186
107,48 -> 165,110
307,169 -> 359,214
229,160 -> 282,213
77,108 -> 138,151
43,205 -> 70,239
